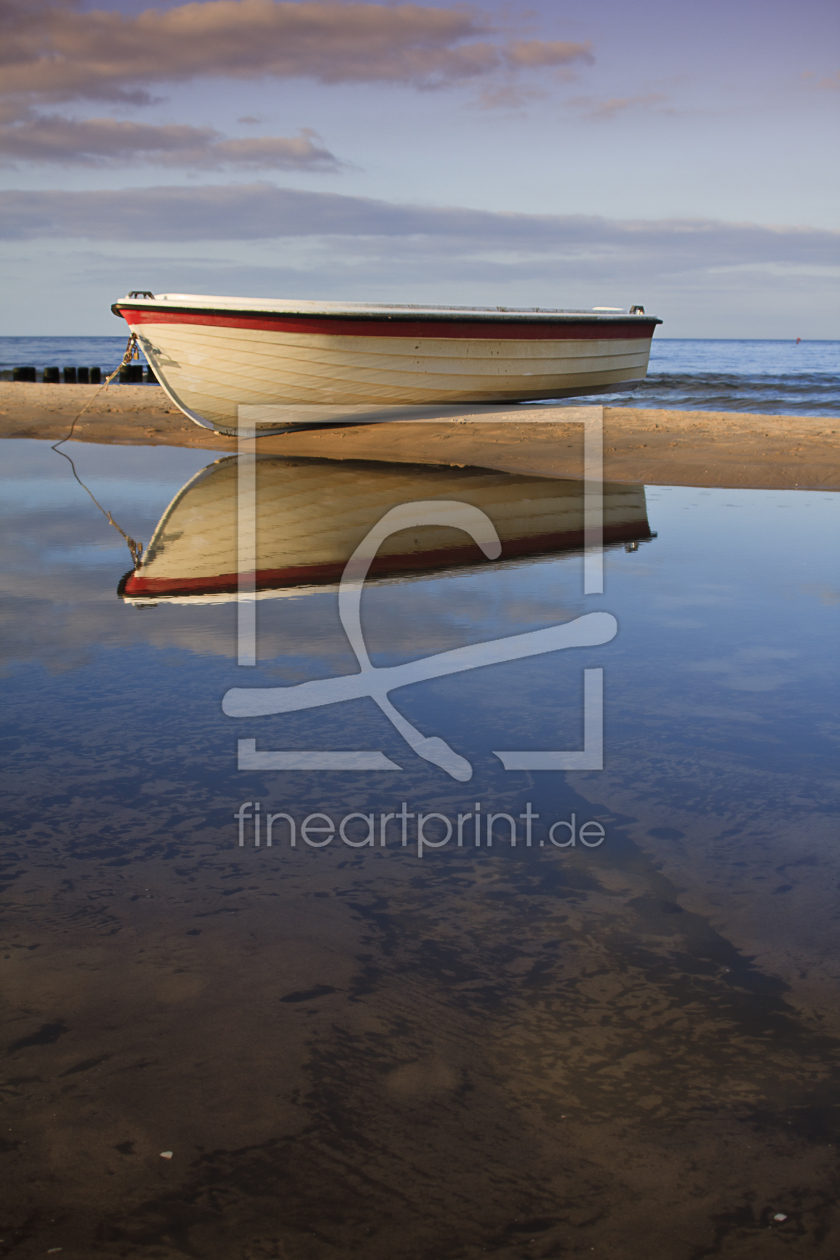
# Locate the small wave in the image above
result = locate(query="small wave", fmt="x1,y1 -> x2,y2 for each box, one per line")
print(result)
603,372 -> 840,416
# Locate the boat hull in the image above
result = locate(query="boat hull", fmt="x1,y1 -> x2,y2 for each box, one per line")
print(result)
113,298 -> 661,433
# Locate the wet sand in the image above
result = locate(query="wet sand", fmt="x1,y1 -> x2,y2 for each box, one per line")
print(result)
2,381 -> 839,489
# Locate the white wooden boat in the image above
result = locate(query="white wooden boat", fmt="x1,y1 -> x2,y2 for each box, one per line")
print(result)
119,458 -> 654,605
112,293 -> 662,434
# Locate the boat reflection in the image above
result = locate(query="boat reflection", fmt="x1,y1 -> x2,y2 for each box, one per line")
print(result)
119,457 -> 655,605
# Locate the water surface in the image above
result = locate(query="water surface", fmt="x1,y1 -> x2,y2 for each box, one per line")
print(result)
1,438 -> 839,1258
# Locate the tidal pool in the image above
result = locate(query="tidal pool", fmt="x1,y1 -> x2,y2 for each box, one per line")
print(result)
1,438 -> 838,1258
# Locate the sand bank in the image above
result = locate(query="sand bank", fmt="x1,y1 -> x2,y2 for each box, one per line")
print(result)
1,380 -> 838,489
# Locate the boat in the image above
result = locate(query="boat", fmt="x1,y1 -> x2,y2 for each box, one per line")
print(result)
111,293 -> 662,434
119,457 -> 655,605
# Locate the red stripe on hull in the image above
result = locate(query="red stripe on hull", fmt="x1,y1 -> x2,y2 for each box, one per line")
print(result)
123,521 -> 652,598
116,307 -> 658,342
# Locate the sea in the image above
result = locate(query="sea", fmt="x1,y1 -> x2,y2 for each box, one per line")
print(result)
0,335 -> 838,415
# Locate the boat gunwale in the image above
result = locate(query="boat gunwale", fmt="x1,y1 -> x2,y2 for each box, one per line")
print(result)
116,307 -> 661,344
113,297 -> 662,330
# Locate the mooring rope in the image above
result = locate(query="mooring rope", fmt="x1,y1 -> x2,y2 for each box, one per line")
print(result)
51,332 -> 145,569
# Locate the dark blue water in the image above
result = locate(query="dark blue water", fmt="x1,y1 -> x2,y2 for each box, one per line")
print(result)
1,336 -> 838,414
0,336 -> 130,375
611,337 -> 840,415
1,438 -> 839,1257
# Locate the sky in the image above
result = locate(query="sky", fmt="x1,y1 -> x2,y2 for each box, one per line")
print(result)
0,0 -> 838,336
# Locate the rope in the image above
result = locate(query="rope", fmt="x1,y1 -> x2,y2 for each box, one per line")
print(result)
51,332 -> 145,569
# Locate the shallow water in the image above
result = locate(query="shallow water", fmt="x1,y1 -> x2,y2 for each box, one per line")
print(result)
1,438 -> 839,1258
2,336 -> 838,415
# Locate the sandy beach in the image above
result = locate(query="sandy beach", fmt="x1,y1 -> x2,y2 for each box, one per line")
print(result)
2,380 -> 838,489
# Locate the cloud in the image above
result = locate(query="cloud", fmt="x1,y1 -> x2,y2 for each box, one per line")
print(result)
565,93 -> 671,121
0,0 -> 594,104
802,70 -> 840,91
0,113 -> 341,169
504,40 -> 593,70
0,184 -> 835,280
474,84 -> 548,111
